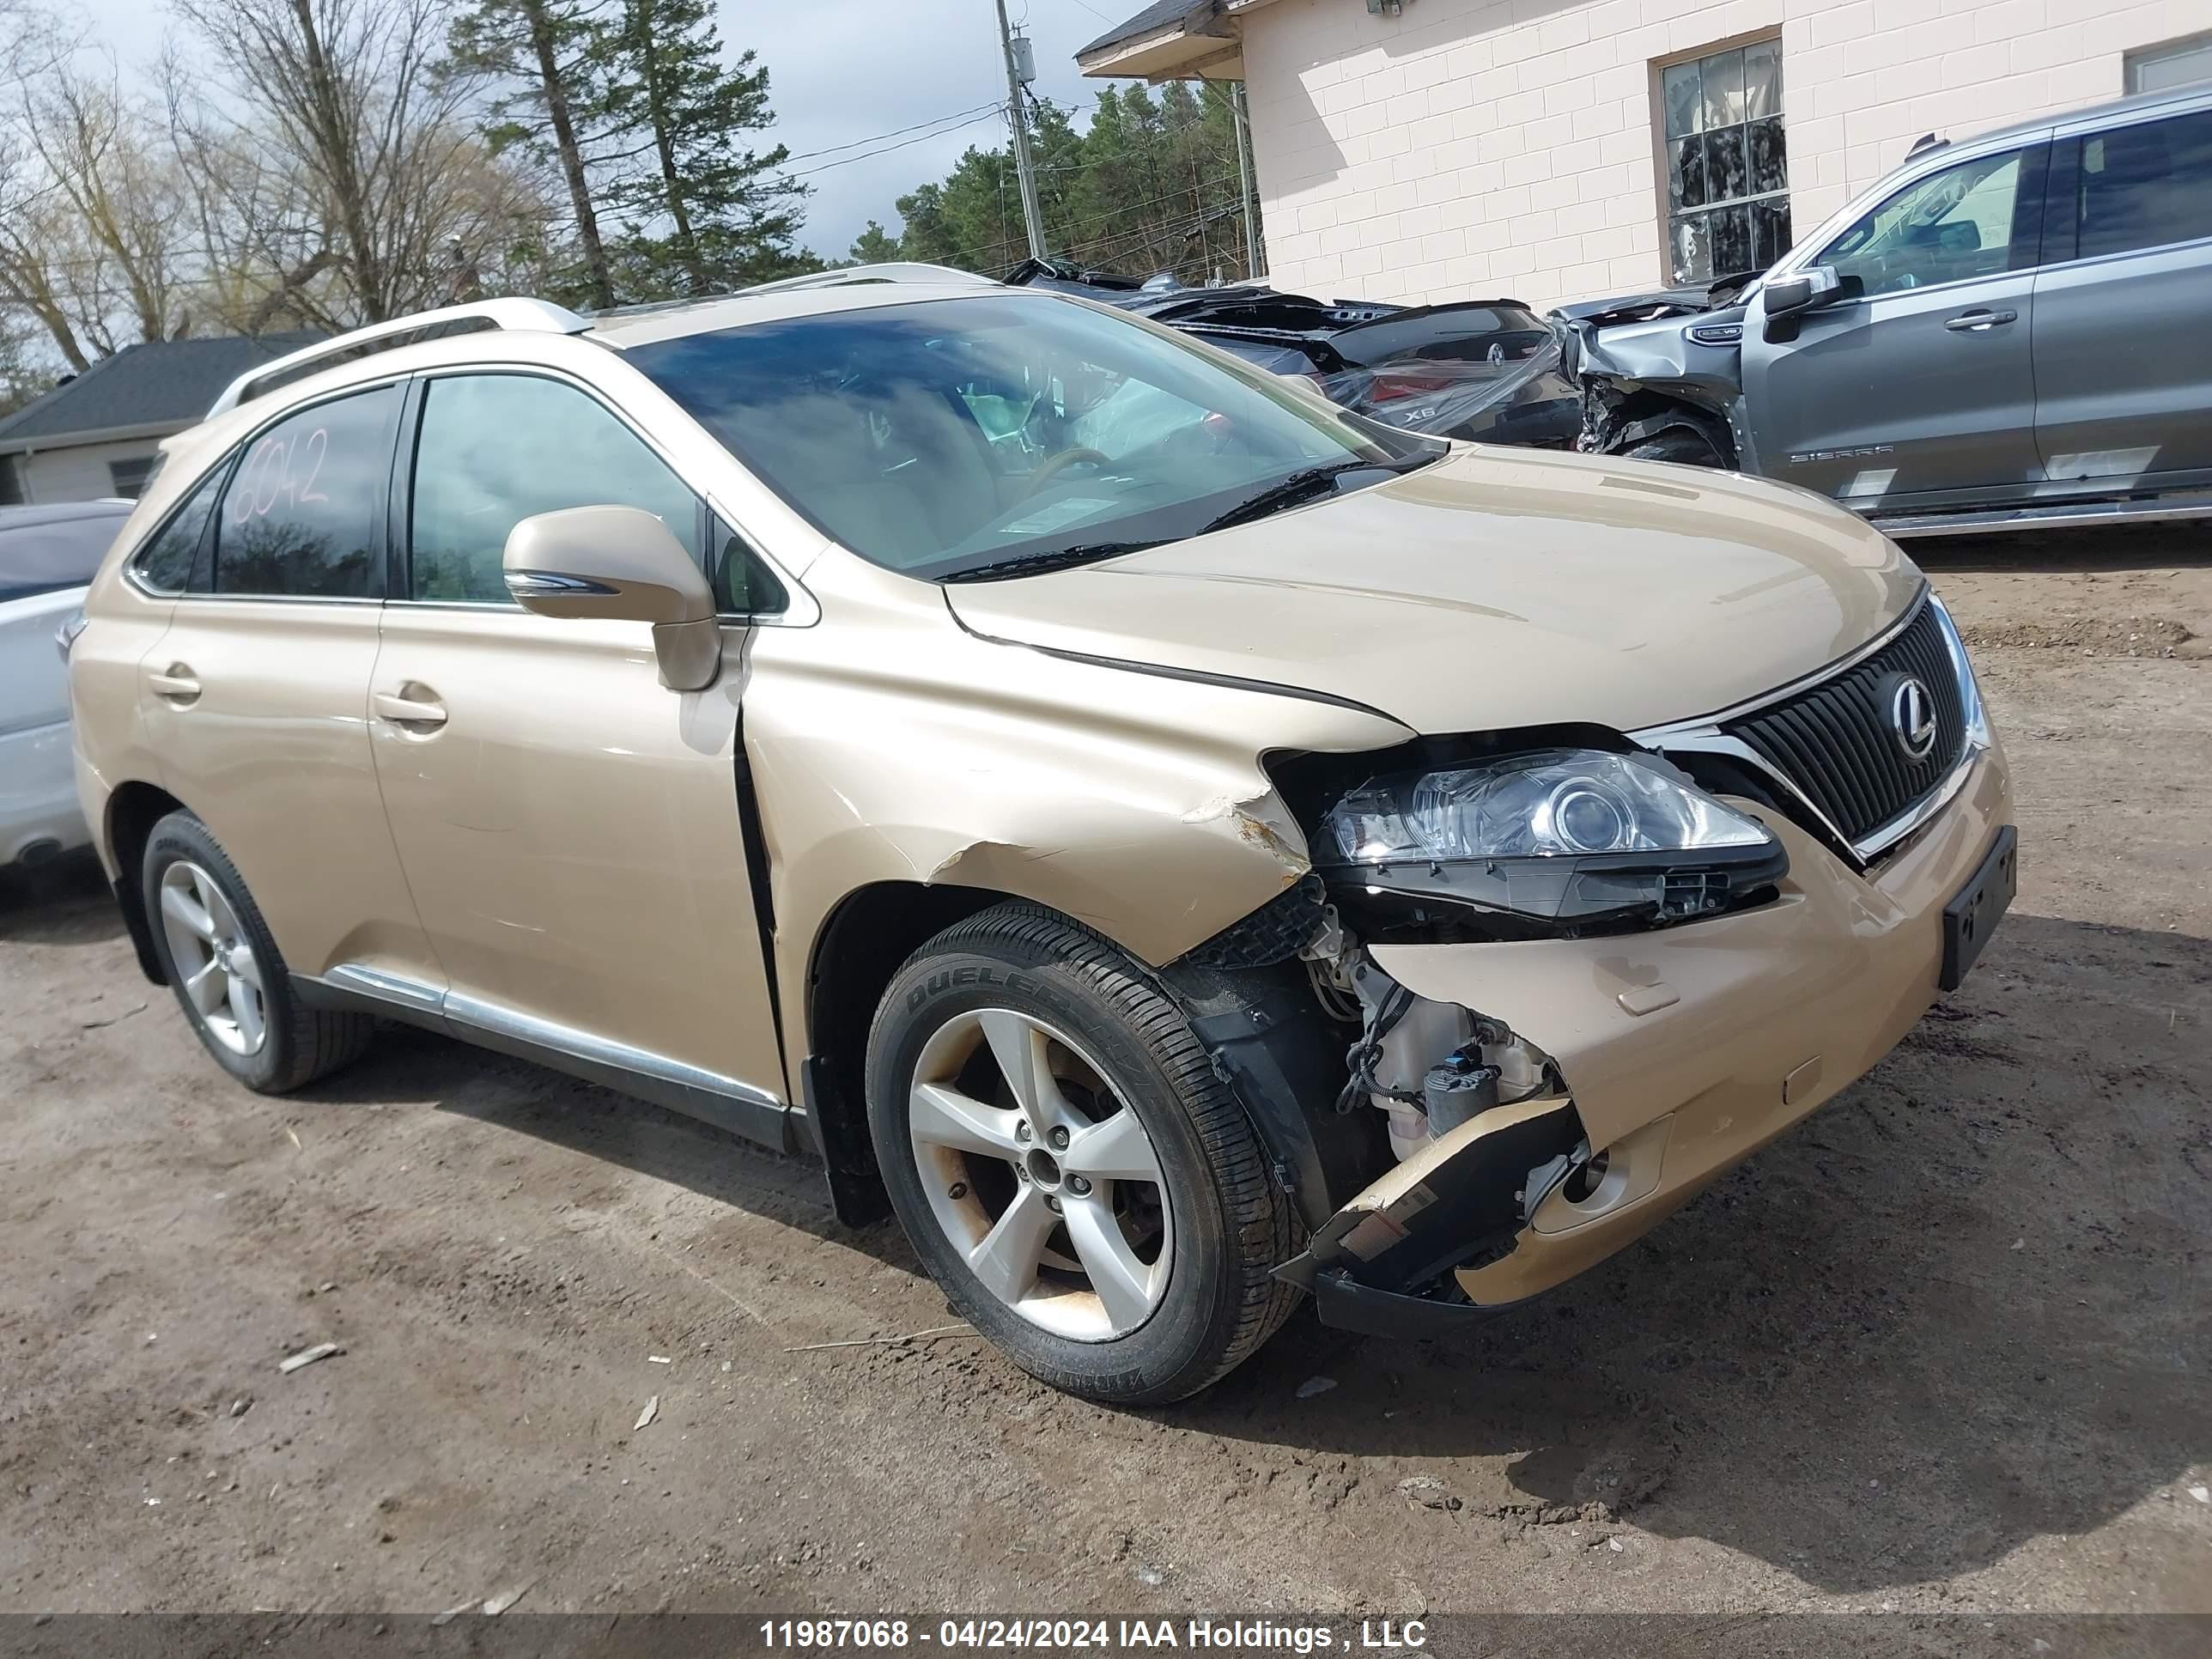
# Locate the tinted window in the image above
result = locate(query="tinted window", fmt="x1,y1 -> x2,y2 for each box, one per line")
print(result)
0,513 -> 130,603
408,374 -> 704,605
712,529 -> 788,615
132,466 -> 228,594
2076,110 -> 2212,259
1330,305 -> 1555,368
108,455 -> 159,499
1824,149 -> 2029,298
213,387 -> 398,598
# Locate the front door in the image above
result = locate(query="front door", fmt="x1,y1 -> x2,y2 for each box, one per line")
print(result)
368,369 -> 786,1108
1741,142 -> 2049,504
141,380 -> 439,984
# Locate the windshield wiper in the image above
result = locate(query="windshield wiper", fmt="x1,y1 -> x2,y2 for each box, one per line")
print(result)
938,541 -> 1161,583
1199,457 -> 1416,535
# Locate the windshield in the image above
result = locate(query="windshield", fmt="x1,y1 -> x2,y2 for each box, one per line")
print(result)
628,294 -> 1437,580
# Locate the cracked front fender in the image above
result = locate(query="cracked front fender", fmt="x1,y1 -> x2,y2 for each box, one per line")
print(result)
742,558 -> 1412,1073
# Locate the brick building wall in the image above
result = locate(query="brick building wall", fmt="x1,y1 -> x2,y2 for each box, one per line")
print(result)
1240,0 -> 2210,307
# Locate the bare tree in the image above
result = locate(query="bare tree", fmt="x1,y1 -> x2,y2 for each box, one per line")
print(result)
0,4 -> 99,368
3,67 -> 200,354
172,0 -> 532,325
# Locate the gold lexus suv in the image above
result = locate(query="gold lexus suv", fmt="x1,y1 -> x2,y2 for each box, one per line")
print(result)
65,270 -> 2015,1402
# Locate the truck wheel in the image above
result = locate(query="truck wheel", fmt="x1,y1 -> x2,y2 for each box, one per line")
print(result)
1624,430 -> 1725,467
866,902 -> 1301,1404
143,810 -> 374,1093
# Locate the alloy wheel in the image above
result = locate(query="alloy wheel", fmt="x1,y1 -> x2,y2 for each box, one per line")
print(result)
157,860 -> 267,1057
908,1008 -> 1174,1342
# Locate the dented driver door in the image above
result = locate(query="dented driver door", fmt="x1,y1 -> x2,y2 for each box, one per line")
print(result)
366,371 -> 787,1125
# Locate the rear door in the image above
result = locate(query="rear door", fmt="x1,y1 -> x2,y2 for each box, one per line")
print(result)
2032,101 -> 2212,485
1740,141 -> 2049,502
140,381 -> 441,986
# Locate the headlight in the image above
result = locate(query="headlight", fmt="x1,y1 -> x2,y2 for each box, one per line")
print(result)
1317,749 -> 1784,931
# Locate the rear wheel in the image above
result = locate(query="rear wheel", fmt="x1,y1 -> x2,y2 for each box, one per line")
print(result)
866,902 -> 1300,1403
1623,429 -> 1725,467
143,811 -> 374,1093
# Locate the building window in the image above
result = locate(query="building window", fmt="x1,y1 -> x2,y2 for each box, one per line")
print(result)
2127,33 -> 2212,94
0,455 -> 21,507
1662,40 -> 1790,284
107,455 -> 159,499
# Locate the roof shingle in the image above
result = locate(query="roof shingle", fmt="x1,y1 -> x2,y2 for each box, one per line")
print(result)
1078,1 -> 1213,59
0,331 -> 325,449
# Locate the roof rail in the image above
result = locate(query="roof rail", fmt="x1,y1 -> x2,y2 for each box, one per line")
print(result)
206,297 -> 593,418
737,262 -> 1000,296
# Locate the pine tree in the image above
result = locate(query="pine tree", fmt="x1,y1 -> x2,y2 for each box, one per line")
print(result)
860,84 -> 1254,285
594,0 -> 810,296
448,0 -> 621,308
848,221 -> 901,265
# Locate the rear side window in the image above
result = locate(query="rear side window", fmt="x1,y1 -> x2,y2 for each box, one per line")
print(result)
0,513 -> 128,603
2075,110 -> 2212,259
131,466 -> 228,594
212,386 -> 398,599
407,374 -> 703,605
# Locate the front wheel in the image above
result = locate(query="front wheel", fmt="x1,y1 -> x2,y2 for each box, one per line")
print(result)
866,903 -> 1300,1404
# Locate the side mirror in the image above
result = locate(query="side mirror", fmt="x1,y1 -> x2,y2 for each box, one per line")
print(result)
1761,267 -> 1841,342
502,505 -> 721,691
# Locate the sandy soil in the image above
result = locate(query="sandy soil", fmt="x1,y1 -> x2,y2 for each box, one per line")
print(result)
1,526 -> 2207,1619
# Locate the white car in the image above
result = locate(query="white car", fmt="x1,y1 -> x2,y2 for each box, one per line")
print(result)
1,500 -> 132,866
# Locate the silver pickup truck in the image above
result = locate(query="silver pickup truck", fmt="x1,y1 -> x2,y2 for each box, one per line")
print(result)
1559,82 -> 2212,538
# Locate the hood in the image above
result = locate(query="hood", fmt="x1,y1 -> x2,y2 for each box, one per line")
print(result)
944,446 -> 1919,736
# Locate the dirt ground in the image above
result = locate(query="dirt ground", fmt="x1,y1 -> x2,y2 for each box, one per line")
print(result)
2,526 -> 2207,1620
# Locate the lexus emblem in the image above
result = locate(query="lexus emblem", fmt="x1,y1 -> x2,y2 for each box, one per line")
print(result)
1890,676 -> 1938,762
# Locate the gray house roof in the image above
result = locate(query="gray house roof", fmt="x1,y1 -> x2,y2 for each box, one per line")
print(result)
0,331 -> 325,452
1079,2 -> 1213,58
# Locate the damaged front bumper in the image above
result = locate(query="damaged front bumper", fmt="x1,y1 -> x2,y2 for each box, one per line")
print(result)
1278,747 -> 2014,1334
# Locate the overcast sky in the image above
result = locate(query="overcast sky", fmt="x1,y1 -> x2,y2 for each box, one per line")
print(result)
75,0 -> 1130,261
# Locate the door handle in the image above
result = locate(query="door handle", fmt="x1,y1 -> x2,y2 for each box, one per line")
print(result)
1944,308 -> 2018,331
148,664 -> 201,703
373,687 -> 448,729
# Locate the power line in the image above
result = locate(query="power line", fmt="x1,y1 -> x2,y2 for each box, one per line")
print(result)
789,108 -> 1005,178
782,102 -> 1001,164
934,170 -> 1243,274
940,173 -> 1236,268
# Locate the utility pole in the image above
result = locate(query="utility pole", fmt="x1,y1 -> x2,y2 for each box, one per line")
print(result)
1231,80 -> 1262,282
994,0 -> 1048,260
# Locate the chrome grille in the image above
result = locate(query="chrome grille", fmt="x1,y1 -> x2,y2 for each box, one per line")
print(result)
1721,600 -> 1967,848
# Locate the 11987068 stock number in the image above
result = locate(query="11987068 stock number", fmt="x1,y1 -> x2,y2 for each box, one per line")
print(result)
760,1620 -> 1116,1648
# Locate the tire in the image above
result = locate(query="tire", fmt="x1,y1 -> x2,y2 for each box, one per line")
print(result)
142,810 -> 374,1093
1623,429 -> 1725,467
866,902 -> 1301,1404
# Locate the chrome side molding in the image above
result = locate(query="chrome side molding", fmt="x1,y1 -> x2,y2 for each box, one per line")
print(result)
295,966 -> 797,1152
1869,491 -> 2212,538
